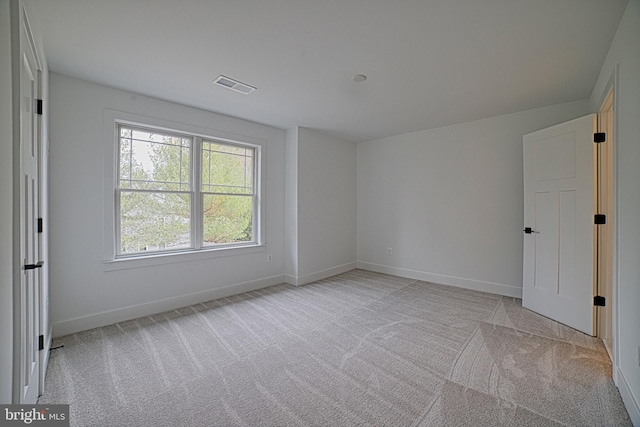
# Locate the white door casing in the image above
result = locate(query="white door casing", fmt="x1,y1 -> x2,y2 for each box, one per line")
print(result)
597,89 -> 614,357
522,114 -> 595,336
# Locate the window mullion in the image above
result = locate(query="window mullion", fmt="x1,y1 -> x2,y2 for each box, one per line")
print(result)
193,136 -> 202,250
128,131 -> 132,188
253,146 -> 259,244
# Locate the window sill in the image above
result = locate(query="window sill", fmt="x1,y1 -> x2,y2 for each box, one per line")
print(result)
103,244 -> 266,272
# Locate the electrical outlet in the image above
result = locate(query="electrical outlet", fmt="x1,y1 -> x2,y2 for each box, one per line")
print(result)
267,254 -> 272,262
387,247 -> 393,255
637,345 -> 640,368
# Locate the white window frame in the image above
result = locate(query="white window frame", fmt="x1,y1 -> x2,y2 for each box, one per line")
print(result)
116,124 -> 195,256
103,109 -> 266,271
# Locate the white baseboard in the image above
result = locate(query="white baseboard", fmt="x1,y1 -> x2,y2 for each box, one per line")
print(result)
52,274 -> 285,337
357,261 -> 522,298
617,366 -> 640,426
285,262 -> 357,287
284,274 -> 299,286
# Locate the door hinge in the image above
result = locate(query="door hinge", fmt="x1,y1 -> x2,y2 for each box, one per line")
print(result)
594,296 -> 606,307
594,214 -> 607,225
37,218 -> 43,233
594,132 -> 606,143
38,335 -> 44,351
36,99 -> 43,115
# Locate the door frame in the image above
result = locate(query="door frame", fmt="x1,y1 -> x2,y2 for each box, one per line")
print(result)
596,85 -> 613,356
36,48 -> 49,397
594,67 -> 620,381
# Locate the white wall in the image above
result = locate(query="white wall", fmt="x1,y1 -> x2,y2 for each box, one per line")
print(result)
297,128 -> 357,283
0,0 -> 14,404
284,127 -> 299,282
357,100 -> 590,297
48,73 -> 286,336
590,0 -> 640,423
284,127 -> 357,285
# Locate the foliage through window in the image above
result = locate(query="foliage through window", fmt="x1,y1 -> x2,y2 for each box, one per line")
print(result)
117,124 -> 258,256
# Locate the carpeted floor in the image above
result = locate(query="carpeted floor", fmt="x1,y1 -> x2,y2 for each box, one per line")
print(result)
39,269 -> 631,426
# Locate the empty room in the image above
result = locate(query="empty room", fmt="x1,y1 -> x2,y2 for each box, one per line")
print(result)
2,0 -> 639,426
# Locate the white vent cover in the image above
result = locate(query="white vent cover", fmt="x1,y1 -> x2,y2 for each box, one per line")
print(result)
213,75 -> 256,95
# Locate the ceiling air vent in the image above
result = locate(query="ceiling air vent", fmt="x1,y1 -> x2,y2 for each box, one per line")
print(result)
213,75 -> 256,95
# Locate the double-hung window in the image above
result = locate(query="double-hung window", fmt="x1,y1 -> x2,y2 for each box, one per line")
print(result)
116,123 -> 259,257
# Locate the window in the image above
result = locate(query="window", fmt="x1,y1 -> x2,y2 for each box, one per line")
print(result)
115,123 -> 260,257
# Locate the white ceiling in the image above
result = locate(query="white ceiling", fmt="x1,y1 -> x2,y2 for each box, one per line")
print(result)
29,0 -> 628,142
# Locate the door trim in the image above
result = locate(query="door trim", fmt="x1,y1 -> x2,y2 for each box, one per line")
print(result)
10,0 -> 22,404
594,65 -> 620,382
596,85 -> 614,359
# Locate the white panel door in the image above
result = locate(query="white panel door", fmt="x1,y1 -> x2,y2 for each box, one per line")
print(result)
18,7 -> 41,404
523,114 -> 595,335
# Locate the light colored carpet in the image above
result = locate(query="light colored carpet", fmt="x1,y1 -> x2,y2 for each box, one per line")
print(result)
39,269 -> 631,426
